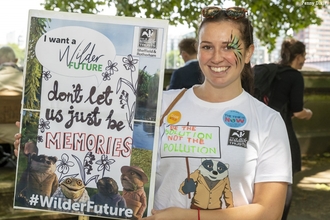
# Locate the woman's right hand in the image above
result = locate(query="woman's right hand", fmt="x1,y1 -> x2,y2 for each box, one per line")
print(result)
293,108 -> 313,120
14,121 -> 21,157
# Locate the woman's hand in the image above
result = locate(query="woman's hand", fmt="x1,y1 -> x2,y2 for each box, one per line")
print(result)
142,182 -> 287,220
142,207 -> 195,220
293,108 -> 313,120
13,121 -> 21,157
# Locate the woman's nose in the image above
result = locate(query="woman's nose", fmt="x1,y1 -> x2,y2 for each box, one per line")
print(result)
211,48 -> 224,64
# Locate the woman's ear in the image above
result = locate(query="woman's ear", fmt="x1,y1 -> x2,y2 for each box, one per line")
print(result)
244,44 -> 255,64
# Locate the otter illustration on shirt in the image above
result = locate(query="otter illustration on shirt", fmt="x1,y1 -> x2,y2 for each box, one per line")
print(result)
179,159 -> 234,209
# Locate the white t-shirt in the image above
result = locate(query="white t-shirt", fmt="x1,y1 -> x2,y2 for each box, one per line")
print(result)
154,88 -> 292,210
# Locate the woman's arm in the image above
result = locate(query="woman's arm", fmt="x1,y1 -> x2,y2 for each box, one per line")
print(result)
143,182 -> 287,220
293,108 -> 313,120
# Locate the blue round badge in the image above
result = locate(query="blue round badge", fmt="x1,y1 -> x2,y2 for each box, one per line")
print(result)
223,110 -> 246,128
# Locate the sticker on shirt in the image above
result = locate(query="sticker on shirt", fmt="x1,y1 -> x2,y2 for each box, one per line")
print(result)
223,110 -> 246,128
227,129 -> 250,148
167,110 -> 181,124
160,124 -> 221,158
178,158 -> 234,209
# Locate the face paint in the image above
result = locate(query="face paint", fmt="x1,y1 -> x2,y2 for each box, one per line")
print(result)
227,31 -> 243,66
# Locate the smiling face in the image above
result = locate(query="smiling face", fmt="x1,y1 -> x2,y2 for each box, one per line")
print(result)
60,177 -> 85,199
197,20 -> 253,92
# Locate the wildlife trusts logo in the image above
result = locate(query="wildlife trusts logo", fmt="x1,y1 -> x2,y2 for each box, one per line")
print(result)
227,129 -> 250,148
139,28 -> 157,48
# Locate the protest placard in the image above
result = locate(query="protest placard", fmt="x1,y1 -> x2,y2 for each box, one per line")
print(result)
14,9 -> 168,219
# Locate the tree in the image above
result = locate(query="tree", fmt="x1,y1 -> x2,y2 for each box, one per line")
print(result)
136,67 -> 152,107
24,17 -> 49,112
42,0 -> 327,51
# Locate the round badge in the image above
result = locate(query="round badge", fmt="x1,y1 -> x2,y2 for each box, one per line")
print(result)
167,111 -> 181,124
223,110 -> 247,128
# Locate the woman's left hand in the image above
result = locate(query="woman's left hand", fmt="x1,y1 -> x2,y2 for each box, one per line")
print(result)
142,207 -> 194,220
13,121 -> 21,157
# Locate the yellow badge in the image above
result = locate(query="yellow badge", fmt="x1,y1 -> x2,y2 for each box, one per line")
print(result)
167,111 -> 181,124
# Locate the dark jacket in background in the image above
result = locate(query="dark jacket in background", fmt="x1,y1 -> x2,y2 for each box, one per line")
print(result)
271,65 -> 305,173
168,61 -> 202,90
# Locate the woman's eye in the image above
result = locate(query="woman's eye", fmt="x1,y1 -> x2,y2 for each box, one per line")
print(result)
202,45 -> 211,50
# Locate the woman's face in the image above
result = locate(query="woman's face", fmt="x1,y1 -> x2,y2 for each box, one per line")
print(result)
297,52 -> 306,69
197,21 -> 253,89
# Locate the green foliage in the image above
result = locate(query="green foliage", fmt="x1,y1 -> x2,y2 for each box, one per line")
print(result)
136,67 -> 152,107
16,148 -> 28,181
21,111 -> 39,145
166,49 -> 184,68
136,68 -> 161,110
42,0 -> 328,52
130,147 -> 152,217
240,0 -> 325,51
24,17 -> 49,115
130,147 -> 153,184
147,73 -> 160,108
43,0 -> 108,13
22,17 -> 49,134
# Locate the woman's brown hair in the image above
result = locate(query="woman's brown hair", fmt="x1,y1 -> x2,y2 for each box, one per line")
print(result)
280,38 -> 306,66
197,9 -> 255,94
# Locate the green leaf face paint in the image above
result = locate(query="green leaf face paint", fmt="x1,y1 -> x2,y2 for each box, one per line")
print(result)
227,31 -> 243,66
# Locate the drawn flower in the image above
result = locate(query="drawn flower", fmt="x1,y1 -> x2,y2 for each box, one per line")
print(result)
42,70 -> 52,81
119,90 -> 129,109
38,118 -> 50,133
102,72 -> 111,81
57,153 -> 75,175
116,54 -> 139,131
72,153 -> 98,186
37,135 -> 43,143
122,54 -> 138,72
96,154 -> 115,177
84,152 -> 96,175
102,60 -> 118,81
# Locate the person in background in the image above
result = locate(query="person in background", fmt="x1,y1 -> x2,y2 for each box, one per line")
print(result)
270,38 -> 313,220
0,46 -> 23,93
0,45 -> 23,144
167,38 -> 203,90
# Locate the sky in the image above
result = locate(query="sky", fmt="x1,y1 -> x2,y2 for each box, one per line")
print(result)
0,0 -> 44,44
0,0 -> 194,45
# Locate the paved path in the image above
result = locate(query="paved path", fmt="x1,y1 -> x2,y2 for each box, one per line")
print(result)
288,156 -> 330,220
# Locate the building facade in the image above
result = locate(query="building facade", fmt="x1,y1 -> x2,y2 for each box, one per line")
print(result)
294,9 -> 330,71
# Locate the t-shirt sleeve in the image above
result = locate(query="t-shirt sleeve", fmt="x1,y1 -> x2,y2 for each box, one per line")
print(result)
255,113 -> 292,183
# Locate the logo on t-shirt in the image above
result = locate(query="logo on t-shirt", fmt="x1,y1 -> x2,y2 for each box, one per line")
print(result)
227,129 -> 249,148
178,159 -> 234,209
167,111 -> 181,124
223,110 -> 246,128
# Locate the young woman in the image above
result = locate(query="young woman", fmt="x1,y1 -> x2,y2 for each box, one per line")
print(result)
144,6 -> 292,220
14,6 -> 292,220
271,38 -> 313,220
